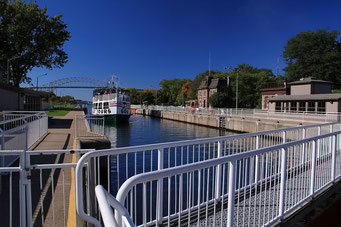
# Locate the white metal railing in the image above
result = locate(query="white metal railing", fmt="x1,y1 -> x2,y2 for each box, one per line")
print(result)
131,105 -> 341,122
75,121 -> 341,226
107,130 -> 340,226
75,114 -> 105,138
0,121 -> 340,227
0,149 -> 91,227
0,111 -> 48,166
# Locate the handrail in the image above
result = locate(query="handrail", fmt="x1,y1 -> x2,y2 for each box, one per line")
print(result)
95,185 -> 134,227
113,130 -> 341,226
75,121 -> 341,226
75,121 -> 338,157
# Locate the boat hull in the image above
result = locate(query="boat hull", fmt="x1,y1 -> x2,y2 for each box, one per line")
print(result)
104,114 -> 130,123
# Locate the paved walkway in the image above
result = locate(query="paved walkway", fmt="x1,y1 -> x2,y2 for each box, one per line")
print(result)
30,111 -> 82,227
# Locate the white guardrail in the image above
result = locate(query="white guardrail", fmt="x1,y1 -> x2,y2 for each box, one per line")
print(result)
0,111 -> 48,167
1,119 -> 340,227
75,122 -> 341,227
131,105 -> 341,122
75,114 -> 105,139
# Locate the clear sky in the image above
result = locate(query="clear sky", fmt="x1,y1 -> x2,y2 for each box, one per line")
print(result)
29,0 -> 341,100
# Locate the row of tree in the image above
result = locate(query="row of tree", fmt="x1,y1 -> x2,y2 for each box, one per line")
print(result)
40,91 -> 76,105
128,64 -> 284,108
1,1 -> 340,108
129,27 -> 341,108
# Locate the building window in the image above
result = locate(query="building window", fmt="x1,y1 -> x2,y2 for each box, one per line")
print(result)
308,102 -> 315,112
290,102 -> 297,112
299,102 -> 306,112
284,102 -> 289,111
275,102 -> 281,112
317,102 -> 326,113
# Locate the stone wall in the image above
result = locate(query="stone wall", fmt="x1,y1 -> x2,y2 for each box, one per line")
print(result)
135,109 -> 306,133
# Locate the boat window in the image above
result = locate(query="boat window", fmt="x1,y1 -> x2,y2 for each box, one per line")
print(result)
99,102 -> 102,109
104,102 -> 109,109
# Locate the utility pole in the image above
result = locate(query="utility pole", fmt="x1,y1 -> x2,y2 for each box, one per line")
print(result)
236,70 -> 239,109
36,73 -> 47,91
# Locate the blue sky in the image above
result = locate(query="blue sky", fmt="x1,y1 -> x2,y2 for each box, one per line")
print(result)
29,0 -> 341,100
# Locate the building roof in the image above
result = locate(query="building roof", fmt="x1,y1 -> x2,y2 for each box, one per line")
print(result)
269,93 -> 341,102
198,77 -> 227,90
0,83 -> 43,96
288,77 -> 332,85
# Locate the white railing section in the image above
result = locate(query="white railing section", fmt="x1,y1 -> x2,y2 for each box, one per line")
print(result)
0,111 -> 48,166
75,122 -> 341,226
95,185 -> 134,227
131,105 -> 341,122
95,130 -> 341,227
75,114 -> 105,139
0,149 -> 91,227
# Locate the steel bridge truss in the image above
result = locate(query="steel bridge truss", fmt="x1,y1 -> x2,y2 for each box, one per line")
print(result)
34,77 -> 109,92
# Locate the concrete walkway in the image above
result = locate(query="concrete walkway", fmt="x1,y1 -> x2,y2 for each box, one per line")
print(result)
30,111 -> 82,227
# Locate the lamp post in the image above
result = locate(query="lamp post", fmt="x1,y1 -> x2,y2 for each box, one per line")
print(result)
7,56 -> 22,84
236,70 -> 239,109
36,73 -> 47,91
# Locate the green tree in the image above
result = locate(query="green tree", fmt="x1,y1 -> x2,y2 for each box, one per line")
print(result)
159,78 -> 191,105
231,64 -> 277,108
0,0 -> 70,87
283,28 -> 341,88
208,92 -> 231,108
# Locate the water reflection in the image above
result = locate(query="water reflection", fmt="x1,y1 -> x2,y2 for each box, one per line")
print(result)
104,114 -> 234,148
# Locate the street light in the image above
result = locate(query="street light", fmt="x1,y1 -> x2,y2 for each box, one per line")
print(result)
225,66 -> 238,109
7,56 -> 22,84
36,73 -> 47,91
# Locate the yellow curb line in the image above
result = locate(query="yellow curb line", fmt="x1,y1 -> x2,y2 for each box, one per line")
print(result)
67,139 -> 77,227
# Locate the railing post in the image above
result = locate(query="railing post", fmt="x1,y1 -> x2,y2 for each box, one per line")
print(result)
227,160 -> 236,227
254,135 -> 260,184
215,140 -> 222,199
0,128 -> 4,150
19,152 -> 27,227
331,135 -> 337,182
310,139 -> 317,196
279,147 -> 287,219
301,128 -> 306,165
25,151 -> 33,227
156,148 -> 164,224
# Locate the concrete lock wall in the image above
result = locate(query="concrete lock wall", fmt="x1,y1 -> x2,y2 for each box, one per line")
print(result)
135,108 -> 304,133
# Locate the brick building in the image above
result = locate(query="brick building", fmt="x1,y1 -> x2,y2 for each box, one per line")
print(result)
197,76 -> 228,108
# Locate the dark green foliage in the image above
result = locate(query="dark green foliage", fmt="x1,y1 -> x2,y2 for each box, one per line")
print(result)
227,64 -> 277,108
208,91 -> 231,108
0,0 -> 70,87
159,78 -> 191,105
283,28 -> 341,88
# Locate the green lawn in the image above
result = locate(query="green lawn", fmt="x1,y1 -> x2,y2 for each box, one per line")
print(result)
45,109 -> 70,116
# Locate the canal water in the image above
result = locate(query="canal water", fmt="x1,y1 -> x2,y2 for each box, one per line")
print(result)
104,114 -> 234,148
